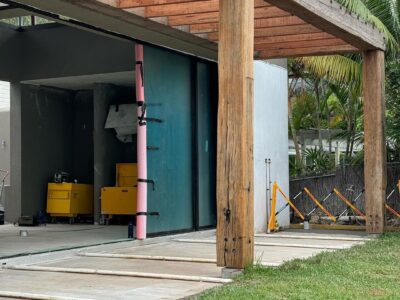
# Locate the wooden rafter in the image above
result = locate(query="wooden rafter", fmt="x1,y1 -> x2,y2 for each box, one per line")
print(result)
268,0 -> 386,51
164,6 -> 291,27
8,0 -> 385,60
118,0 -> 384,59
189,16 -> 306,34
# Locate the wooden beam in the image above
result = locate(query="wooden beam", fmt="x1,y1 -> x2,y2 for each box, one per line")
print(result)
139,0 -> 219,18
254,32 -> 335,44
167,6 -> 290,26
267,0 -> 385,50
120,0 -> 270,9
120,0 -> 199,7
189,16 -> 305,34
8,0 -> 218,60
208,24 -> 321,41
256,44 -> 357,59
255,38 -> 348,51
217,0 -> 254,269
362,50 -> 386,234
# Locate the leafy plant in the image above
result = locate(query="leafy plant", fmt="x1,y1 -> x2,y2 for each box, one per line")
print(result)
303,147 -> 334,174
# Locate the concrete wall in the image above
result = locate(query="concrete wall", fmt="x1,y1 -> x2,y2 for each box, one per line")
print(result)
10,85 -> 96,219
254,60 -> 289,232
20,25 -> 135,81
20,85 -> 74,217
72,90 -> 94,184
0,24 -> 135,83
0,28 -> 21,82
8,83 -> 22,222
0,109 -> 10,186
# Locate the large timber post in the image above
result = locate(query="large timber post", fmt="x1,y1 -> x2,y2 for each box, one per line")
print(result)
216,0 -> 255,269
362,50 -> 387,234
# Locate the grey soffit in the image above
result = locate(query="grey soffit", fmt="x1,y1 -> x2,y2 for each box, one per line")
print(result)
21,71 -> 135,91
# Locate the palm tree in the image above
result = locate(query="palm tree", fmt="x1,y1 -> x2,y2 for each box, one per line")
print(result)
287,0 -> 400,176
299,0 -> 400,86
288,0 -> 400,171
288,60 -> 306,174
328,84 -> 364,158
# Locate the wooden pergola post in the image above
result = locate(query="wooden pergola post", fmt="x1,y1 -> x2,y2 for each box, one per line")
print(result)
362,50 -> 387,234
216,0 -> 254,269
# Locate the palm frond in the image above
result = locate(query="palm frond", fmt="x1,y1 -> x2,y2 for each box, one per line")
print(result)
298,55 -> 362,87
365,0 -> 400,32
336,0 -> 399,53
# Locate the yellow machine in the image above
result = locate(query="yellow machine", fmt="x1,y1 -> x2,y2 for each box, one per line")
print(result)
116,163 -> 138,187
47,183 -> 93,222
101,187 -> 137,215
101,163 -> 137,221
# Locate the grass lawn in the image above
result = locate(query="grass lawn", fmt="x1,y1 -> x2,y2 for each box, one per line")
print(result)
198,233 -> 400,300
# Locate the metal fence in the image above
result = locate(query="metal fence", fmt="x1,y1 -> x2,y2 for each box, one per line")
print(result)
289,162 -> 400,216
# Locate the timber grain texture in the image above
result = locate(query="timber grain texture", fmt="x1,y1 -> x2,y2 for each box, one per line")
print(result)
216,0 -> 254,269
268,0 -> 385,51
362,50 -> 387,234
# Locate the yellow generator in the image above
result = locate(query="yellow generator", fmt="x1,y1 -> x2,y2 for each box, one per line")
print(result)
47,183 -> 93,223
101,163 -> 137,222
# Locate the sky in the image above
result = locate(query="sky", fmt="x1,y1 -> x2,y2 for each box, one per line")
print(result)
0,81 -> 10,109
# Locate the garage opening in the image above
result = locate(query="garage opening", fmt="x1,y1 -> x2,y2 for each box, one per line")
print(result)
0,12 -> 218,242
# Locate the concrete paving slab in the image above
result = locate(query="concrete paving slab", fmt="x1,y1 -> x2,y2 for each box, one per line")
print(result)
172,238 -> 360,250
0,224 -> 128,258
0,226 -> 370,299
279,228 -> 370,237
37,256 -> 223,278
108,240 -> 331,265
255,233 -> 371,242
0,269 -> 219,300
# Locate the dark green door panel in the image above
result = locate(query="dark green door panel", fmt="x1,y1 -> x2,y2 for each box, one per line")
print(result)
197,62 -> 217,227
144,46 -> 193,233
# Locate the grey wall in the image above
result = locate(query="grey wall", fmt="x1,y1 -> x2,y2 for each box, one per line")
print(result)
0,27 -> 21,81
7,83 -> 22,222
0,24 -> 135,83
20,25 -> 135,81
0,109 -> 10,186
12,85 -> 96,219
20,85 -> 74,217
254,60 -> 289,232
72,90 -> 94,184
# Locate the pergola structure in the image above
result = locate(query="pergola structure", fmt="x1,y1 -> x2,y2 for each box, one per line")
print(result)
2,0 -> 387,269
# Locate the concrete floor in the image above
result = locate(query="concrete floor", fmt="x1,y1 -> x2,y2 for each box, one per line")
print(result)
0,224 -> 128,258
0,226 -> 371,299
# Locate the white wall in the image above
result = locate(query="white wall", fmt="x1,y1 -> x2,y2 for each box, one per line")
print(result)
0,108 -> 10,186
0,81 -> 9,109
254,60 -> 289,233
0,81 -> 10,188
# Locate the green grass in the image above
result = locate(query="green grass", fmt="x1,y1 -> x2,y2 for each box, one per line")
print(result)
198,233 -> 400,300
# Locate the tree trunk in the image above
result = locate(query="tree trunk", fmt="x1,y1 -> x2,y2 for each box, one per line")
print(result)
314,79 -> 323,150
288,79 -> 304,174
288,101 -> 303,173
